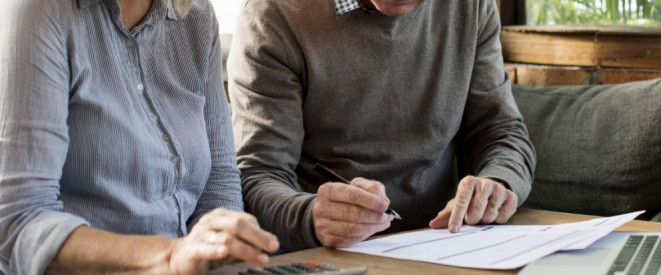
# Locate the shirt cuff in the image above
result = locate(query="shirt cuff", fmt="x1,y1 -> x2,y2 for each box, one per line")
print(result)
11,211 -> 88,275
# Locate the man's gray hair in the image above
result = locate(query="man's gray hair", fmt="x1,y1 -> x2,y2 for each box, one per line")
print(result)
171,0 -> 195,18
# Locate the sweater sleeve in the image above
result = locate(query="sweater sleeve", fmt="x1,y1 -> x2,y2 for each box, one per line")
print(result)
459,0 -> 536,205
227,0 -> 320,250
0,1 -> 89,274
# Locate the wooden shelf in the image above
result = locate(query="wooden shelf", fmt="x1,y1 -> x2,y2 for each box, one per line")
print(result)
501,26 -> 661,69
505,63 -> 661,86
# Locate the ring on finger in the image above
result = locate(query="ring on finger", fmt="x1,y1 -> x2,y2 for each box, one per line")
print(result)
205,233 -> 218,244
487,203 -> 500,211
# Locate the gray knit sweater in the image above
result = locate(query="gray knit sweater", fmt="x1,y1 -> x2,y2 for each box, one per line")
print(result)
228,0 -> 535,250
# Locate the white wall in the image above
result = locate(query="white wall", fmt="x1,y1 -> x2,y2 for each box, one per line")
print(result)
207,0 -> 245,81
209,0 -> 244,34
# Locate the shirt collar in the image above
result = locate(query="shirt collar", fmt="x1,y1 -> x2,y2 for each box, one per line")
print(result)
333,0 -> 378,15
78,0 -> 103,9
77,0 -> 178,21
164,0 -> 180,21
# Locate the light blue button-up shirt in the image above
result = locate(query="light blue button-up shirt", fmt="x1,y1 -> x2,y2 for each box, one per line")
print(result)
0,0 -> 242,274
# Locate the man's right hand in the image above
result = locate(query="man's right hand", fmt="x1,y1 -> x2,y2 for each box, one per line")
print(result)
312,177 -> 394,247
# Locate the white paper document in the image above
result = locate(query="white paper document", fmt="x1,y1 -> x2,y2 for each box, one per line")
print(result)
339,211 -> 644,270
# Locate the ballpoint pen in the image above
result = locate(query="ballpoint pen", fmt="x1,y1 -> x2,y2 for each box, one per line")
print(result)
313,163 -> 402,220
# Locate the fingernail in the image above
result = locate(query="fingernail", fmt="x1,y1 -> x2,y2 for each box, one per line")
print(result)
258,254 -> 269,264
269,240 -> 279,251
449,223 -> 457,232
216,246 -> 226,255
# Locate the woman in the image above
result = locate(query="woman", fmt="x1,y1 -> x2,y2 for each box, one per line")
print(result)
0,0 -> 278,274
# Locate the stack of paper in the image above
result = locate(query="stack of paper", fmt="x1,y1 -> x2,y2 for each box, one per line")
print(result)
339,211 -> 644,269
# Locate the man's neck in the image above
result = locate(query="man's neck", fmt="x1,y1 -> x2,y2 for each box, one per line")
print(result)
358,0 -> 376,11
117,0 -> 153,31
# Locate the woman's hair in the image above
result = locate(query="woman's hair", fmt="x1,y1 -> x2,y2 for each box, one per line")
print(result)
170,0 -> 195,18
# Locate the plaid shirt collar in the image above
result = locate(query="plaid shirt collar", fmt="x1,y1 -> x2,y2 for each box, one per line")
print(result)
333,0 -> 379,15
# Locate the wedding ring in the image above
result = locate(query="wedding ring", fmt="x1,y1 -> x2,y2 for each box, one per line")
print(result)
206,233 -> 218,244
488,203 -> 500,211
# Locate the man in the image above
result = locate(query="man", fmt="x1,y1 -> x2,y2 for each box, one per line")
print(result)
228,0 -> 536,251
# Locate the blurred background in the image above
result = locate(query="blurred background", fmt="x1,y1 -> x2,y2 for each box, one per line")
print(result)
526,0 -> 661,26
209,0 -> 244,81
210,0 -> 243,34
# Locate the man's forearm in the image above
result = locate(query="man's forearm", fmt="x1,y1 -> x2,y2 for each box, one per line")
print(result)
241,171 -> 319,251
46,226 -> 174,275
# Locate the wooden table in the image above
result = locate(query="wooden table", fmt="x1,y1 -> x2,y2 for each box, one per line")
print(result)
210,208 -> 661,274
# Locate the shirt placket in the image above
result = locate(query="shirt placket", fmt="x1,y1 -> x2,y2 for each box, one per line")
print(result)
127,32 -> 184,237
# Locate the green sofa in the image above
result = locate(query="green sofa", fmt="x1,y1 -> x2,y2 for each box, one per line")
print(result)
512,79 -> 661,220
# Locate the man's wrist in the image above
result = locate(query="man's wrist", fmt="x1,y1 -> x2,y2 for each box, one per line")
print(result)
486,177 -> 512,190
306,197 -> 325,248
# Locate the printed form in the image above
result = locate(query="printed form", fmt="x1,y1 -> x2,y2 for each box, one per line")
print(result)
340,211 -> 643,269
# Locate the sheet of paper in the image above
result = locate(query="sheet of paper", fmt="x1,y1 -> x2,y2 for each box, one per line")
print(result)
339,211 -> 644,270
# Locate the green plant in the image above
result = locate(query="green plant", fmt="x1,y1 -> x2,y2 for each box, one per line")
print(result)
527,0 -> 661,26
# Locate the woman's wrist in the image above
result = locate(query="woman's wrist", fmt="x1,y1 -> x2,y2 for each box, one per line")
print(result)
143,236 -> 180,275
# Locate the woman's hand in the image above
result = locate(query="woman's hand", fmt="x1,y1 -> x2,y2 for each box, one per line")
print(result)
168,208 -> 279,275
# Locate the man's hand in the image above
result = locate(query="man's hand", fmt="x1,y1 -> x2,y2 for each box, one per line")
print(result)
429,176 -> 518,232
313,177 -> 394,247
168,209 -> 279,275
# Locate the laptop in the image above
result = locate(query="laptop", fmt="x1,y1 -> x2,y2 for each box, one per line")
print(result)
519,232 -> 661,275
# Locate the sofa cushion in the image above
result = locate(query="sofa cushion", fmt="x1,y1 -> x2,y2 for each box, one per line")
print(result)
512,79 -> 661,219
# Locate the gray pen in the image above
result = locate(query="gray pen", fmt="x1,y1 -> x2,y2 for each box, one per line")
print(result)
313,163 -> 402,220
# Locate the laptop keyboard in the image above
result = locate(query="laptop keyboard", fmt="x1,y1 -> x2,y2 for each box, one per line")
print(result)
608,235 -> 661,275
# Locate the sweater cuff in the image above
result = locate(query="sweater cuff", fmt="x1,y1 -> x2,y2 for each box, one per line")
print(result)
11,211 -> 88,275
477,166 -> 531,207
302,197 -> 323,248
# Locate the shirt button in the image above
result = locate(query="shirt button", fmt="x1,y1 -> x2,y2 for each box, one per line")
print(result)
170,186 -> 177,195
136,83 -> 144,91
150,114 -> 159,122
175,207 -> 180,214
162,134 -> 170,142
177,229 -> 184,237
126,41 -> 134,48
170,155 -> 180,164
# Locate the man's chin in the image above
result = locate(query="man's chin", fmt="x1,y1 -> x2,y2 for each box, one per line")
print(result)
375,1 -> 423,16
